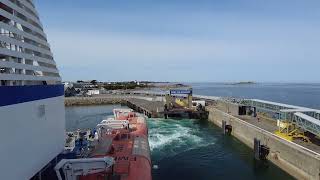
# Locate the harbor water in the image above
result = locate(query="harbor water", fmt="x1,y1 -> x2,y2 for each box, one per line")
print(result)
189,82 -> 320,109
65,105 -> 293,180
65,104 -> 123,131
149,118 -> 293,180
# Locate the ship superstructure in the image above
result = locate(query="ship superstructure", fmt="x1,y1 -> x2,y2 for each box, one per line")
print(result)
0,0 -> 65,179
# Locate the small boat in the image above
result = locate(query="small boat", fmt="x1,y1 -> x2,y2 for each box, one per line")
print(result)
55,109 -> 152,180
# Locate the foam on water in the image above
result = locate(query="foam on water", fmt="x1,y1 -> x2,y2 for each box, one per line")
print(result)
147,118 -> 215,159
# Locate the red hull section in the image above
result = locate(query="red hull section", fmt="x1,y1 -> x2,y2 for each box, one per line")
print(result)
80,110 -> 152,180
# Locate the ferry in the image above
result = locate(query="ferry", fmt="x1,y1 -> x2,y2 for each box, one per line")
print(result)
55,109 -> 152,180
0,0 -> 65,179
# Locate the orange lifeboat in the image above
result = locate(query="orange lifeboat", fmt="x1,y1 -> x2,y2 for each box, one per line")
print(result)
79,109 -> 152,180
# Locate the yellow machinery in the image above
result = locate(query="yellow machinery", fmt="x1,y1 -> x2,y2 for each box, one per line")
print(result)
166,88 -> 193,109
175,98 -> 188,107
256,112 -> 311,143
274,120 -> 311,143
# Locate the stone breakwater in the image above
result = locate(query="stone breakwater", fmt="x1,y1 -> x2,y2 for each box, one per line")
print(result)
65,96 -> 126,106
64,95 -> 164,107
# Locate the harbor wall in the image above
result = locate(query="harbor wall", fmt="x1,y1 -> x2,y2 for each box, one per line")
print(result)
208,107 -> 320,180
65,96 -> 125,106
65,95 -> 164,106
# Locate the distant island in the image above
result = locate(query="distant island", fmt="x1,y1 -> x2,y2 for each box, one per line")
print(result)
225,81 -> 256,85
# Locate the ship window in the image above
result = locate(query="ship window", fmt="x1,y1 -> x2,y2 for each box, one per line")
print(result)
0,2 -> 13,14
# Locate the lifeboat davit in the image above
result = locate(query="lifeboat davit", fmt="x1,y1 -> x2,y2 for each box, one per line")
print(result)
79,109 -> 152,180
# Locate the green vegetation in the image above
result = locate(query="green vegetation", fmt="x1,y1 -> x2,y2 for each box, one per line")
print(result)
101,81 -> 152,90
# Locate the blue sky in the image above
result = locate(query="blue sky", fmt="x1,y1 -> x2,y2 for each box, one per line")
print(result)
36,0 -> 320,82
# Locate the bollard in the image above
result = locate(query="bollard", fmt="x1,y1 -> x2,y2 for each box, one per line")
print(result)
254,138 -> 261,160
222,120 -> 226,134
222,120 -> 232,135
254,138 -> 270,160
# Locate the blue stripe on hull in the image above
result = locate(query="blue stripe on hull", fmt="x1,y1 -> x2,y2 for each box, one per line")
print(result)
0,85 -> 64,106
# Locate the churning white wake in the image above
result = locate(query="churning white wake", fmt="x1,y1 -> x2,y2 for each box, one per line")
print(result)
148,119 -> 215,155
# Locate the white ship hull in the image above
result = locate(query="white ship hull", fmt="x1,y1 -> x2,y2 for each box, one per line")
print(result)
0,0 -> 66,179
0,86 -> 65,180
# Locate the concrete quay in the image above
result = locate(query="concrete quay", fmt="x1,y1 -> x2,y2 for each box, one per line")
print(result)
127,98 -> 164,118
65,94 -> 206,119
65,95 -> 166,118
207,106 -> 320,180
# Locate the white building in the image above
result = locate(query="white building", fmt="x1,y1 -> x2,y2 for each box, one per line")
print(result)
87,89 -> 100,96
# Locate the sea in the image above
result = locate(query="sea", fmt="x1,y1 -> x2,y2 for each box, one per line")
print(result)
65,83 -> 320,180
189,82 -> 320,109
